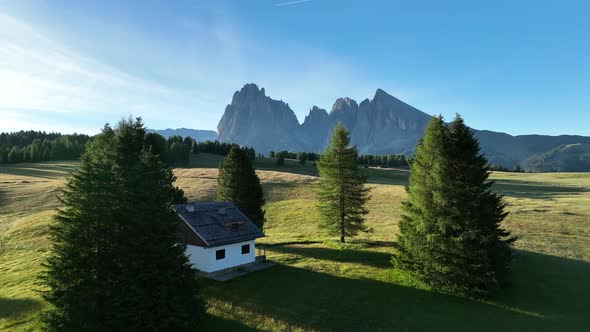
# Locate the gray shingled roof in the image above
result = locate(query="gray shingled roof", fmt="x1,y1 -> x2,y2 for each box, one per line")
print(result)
174,202 -> 264,247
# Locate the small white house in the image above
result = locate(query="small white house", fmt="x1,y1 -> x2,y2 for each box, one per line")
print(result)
175,202 -> 264,273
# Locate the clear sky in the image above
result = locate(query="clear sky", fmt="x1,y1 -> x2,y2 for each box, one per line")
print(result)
1,0 -> 589,136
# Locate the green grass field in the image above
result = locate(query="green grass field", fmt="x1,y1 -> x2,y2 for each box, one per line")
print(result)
1,154 -> 589,331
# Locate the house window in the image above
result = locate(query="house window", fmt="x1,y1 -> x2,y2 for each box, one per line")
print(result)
216,249 -> 225,260
241,244 -> 250,254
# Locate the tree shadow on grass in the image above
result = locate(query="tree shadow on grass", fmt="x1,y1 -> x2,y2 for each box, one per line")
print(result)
201,314 -> 259,331
0,163 -> 77,180
0,297 -> 43,319
492,251 -> 590,323
363,168 -> 410,186
269,244 -> 393,268
0,186 -> 5,209
254,160 -> 319,177
492,179 -> 588,199
204,251 -> 590,331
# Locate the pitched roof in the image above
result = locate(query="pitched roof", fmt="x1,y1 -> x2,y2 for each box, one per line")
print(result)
174,202 -> 264,247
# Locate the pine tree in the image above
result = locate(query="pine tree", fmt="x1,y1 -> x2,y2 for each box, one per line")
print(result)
217,146 -> 265,229
297,152 -> 307,165
41,118 -> 203,331
145,132 -> 168,163
392,115 -> 515,296
316,123 -> 370,243
7,146 -> 21,163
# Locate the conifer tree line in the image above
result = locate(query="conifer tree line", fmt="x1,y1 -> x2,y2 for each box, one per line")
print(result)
357,153 -> 408,167
145,133 -> 194,165
268,149 -> 408,167
0,131 -> 90,164
269,150 -> 320,162
0,130 -> 256,166
195,140 -> 256,160
488,164 -> 526,173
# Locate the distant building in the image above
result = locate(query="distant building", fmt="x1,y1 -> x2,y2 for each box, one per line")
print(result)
174,202 -> 264,273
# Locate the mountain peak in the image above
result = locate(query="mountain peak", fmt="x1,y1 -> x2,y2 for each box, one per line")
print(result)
237,83 -> 265,98
330,97 -> 358,114
218,83 -> 301,153
310,105 -> 327,115
305,105 -> 328,120
374,88 -> 391,100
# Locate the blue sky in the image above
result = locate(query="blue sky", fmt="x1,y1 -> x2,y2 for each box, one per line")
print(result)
1,0 -> 589,136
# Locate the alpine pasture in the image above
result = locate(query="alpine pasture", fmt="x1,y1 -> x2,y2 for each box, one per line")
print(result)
1,154 -> 589,331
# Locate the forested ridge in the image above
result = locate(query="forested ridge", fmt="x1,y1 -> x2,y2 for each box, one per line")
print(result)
0,130 -> 257,165
0,131 -> 90,164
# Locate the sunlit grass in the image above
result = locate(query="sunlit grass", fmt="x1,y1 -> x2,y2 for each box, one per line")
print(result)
1,157 -> 589,331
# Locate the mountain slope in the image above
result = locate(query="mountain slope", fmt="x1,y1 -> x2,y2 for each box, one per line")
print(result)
521,143 -> 590,172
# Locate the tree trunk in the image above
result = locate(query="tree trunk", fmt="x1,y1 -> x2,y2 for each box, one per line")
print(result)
340,192 -> 345,243
339,150 -> 345,243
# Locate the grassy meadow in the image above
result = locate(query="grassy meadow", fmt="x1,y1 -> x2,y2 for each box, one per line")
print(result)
1,154 -> 590,331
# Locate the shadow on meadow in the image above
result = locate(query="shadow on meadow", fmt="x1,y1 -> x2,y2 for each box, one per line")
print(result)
268,244 -> 393,269
204,247 -> 590,331
0,163 -> 77,180
362,167 -> 410,186
0,297 -> 43,320
262,182 -> 313,201
492,179 -> 588,199
201,314 -> 259,331
0,186 -> 5,209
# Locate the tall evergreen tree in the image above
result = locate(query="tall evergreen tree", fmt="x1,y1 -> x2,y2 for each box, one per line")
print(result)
392,115 -> 515,296
316,123 -> 370,243
217,146 -> 265,229
144,132 -> 169,162
41,118 -> 202,331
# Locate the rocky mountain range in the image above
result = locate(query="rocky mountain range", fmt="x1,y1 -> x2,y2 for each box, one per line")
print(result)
217,83 -> 590,168
217,84 -> 432,155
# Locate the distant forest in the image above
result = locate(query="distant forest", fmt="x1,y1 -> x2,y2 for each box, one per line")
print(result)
0,131 -> 550,172
121,136 -> 257,165
269,150 -> 408,167
0,131 -> 256,165
195,140 -> 256,160
0,131 -> 90,164
357,154 -> 408,167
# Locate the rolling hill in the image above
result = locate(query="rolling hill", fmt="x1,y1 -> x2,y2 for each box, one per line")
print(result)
521,143 -> 590,172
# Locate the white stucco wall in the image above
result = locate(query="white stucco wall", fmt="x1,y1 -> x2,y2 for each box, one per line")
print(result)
186,240 -> 256,273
